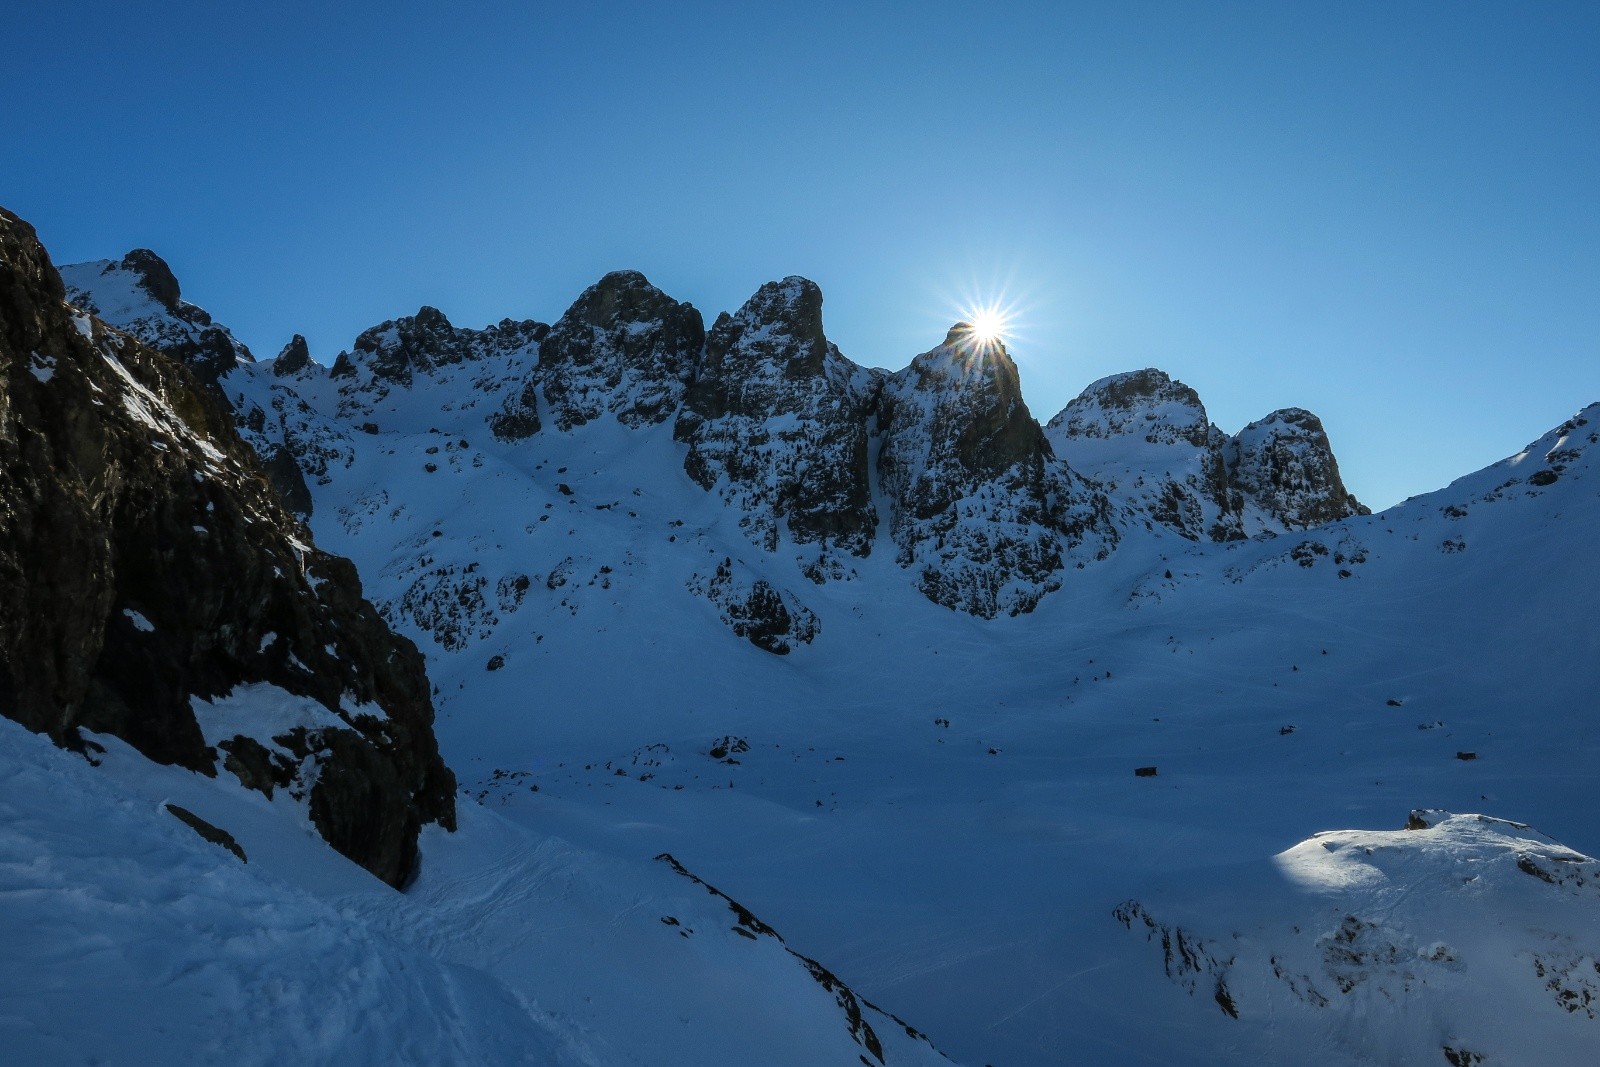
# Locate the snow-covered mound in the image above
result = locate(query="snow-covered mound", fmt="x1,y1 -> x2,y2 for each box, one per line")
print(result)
1046,367 -> 1366,541
1117,810 -> 1600,1066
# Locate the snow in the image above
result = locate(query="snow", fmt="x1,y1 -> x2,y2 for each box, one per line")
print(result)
188,683 -> 349,749
121,608 -> 155,632
0,714 -> 954,1066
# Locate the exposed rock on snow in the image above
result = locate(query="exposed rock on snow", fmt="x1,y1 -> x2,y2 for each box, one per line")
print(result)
688,556 -> 820,655
656,852 -> 956,1065
0,207 -> 454,887
877,324 -> 1117,617
272,333 -> 313,377
676,277 -> 881,582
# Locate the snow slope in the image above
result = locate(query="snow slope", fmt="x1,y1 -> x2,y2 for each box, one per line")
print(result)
0,713 -> 954,1066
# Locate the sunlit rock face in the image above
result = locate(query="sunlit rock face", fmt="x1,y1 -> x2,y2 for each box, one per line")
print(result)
1,207 -> 455,887
1046,368 -> 1366,540
676,277 -> 882,582
59,249 -> 255,390
1228,407 -> 1369,529
877,323 -> 1117,617
517,269 -> 705,435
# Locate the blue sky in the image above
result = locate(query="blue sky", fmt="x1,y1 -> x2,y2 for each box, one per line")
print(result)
6,1 -> 1596,508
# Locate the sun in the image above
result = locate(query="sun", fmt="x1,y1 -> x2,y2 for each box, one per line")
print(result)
964,304 -> 1009,346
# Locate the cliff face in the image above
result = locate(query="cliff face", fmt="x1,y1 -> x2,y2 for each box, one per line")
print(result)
0,207 -> 454,888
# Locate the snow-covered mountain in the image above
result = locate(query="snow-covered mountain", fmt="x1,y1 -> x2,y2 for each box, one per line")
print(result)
7,216 -> 1599,1066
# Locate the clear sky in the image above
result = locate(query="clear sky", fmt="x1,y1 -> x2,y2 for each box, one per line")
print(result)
5,1 -> 1597,508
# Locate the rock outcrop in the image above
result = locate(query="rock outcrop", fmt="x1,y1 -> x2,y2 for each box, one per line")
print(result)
334,305 -> 545,393
1,206 -> 454,888
1045,368 -> 1243,541
878,324 -> 1117,617
676,277 -> 881,582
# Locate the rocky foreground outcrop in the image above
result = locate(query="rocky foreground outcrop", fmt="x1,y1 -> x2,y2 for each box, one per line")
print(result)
0,206 -> 454,887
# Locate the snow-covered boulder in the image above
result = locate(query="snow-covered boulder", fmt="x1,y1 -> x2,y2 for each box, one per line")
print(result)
1118,810 -> 1600,1066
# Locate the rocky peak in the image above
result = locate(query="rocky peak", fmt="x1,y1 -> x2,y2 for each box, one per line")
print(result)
1046,368 -> 1242,542
520,269 -> 705,434
119,248 -> 182,311
1048,368 -> 1211,449
347,305 -> 542,387
1,205 -> 455,888
889,326 -> 1049,501
876,328 -> 1116,616
1047,370 -> 1368,540
59,250 -> 253,390
1228,407 -> 1368,529
675,277 -> 880,580
272,333 -> 312,377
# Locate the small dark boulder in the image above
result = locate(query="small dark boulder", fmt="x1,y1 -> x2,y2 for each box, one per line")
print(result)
164,803 -> 247,863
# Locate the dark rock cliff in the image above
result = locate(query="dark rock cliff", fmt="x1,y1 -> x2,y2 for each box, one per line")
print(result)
526,270 -> 705,434
0,206 -> 454,888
